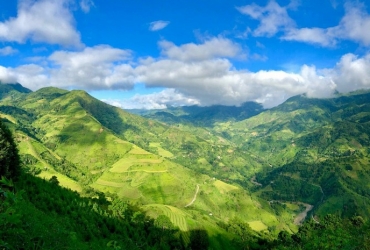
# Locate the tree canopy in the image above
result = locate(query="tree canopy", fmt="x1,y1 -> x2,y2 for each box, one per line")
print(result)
0,119 -> 20,179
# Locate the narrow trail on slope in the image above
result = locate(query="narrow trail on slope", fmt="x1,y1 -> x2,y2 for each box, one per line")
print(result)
185,184 -> 200,207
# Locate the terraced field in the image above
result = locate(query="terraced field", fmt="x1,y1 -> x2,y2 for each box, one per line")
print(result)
143,204 -> 190,231
149,142 -> 174,158
110,156 -> 165,173
16,134 -> 82,192
213,180 -> 239,194
248,221 -> 268,231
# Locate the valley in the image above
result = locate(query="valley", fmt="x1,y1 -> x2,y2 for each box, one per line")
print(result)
1,83 -> 370,249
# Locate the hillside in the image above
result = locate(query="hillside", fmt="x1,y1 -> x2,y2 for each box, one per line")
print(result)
0,83 -> 298,248
139,90 -> 370,222
210,91 -> 370,220
2,83 -> 370,248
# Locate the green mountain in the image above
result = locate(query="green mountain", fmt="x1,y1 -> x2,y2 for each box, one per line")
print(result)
129,102 -> 264,127
210,91 -> 370,220
0,83 -> 296,249
3,82 -> 370,249
2,120 -> 369,249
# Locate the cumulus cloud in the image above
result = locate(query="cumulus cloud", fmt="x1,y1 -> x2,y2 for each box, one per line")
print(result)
136,55 -> 335,108
283,3 -> 370,46
0,66 -> 18,83
1,37 -> 370,109
159,37 -> 243,61
283,28 -> 336,47
104,89 -> 200,109
149,20 -> 170,31
334,2 -> 370,45
0,64 -> 49,89
48,45 -> 135,90
0,46 -> 18,56
0,0 -> 82,47
239,1 -> 370,47
237,0 -> 294,37
0,45 -> 135,91
80,0 -> 95,13
329,53 -> 370,92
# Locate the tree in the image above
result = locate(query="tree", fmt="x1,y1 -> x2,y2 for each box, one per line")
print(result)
0,120 -> 20,179
189,229 -> 209,250
227,217 -> 257,249
49,176 -> 59,185
155,215 -> 174,231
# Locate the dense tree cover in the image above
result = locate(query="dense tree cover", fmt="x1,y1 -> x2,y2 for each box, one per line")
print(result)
0,119 -> 20,179
1,172 -> 187,249
272,215 -> 370,250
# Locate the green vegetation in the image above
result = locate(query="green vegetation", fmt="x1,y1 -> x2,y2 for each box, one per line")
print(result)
2,83 -> 370,249
0,119 -> 20,179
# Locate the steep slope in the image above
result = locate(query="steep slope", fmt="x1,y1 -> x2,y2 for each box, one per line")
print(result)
0,84 -> 293,241
214,91 -> 370,219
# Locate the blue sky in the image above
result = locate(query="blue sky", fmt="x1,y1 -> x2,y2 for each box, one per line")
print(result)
0,0 -> 370,109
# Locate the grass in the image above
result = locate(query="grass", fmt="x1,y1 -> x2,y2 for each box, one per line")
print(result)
110,156 -> 164,173
38,172 -> 82,192
129,146 -> 151,155
16,135 -> 83,192
248,221 -> 268,231
149,142 -> 174,158
95,179 -> 126,187
0,113 -> 17,124
213,180 -> 238,194
143,204 -> 189,231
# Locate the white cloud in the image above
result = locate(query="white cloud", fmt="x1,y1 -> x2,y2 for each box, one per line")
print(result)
0,64 -> 49,89
282,3 -> 370,47
2,37 -> 370,109
0,45 -> 135,91
250,53 -> 268,61
329,53 -> 370,92
282,27 -> 337,47
48,45 -> 135,90
0,0 -> 82,47
136,56 -> 335,108
0,46 -> 18,56
0,66 -> 18,83
149,20 -> 170,31
104,89 -> 200,109
239,1 -> 370,47
159,37 -> 243,61
237,1 -> 294,37
80,0 -> 95,13
334,2 -> 370,46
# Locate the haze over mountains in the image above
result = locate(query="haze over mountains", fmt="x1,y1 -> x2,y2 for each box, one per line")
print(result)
1,81 -> 370,248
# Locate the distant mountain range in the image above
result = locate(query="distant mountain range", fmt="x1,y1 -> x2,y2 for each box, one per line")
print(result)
128,101 -> 264,126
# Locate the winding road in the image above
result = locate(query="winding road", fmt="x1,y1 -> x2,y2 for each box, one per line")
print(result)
185,184 -> 200,207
